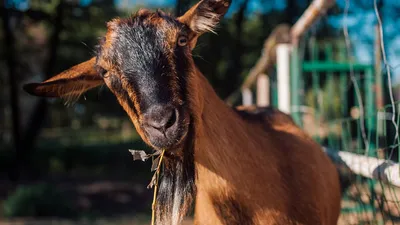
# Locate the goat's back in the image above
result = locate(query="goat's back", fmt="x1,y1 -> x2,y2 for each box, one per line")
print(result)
232,106 -> 341,225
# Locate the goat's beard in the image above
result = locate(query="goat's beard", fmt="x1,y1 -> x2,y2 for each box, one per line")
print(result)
155,121 -> 196,225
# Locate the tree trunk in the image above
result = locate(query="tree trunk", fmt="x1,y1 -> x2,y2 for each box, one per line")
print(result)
221,0 -> 248,98
20,2 -> 64,164
4,2 -> 65,181
2,7 -> 23,182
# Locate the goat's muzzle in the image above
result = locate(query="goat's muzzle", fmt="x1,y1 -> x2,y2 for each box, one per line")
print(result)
141,104 -> 185,149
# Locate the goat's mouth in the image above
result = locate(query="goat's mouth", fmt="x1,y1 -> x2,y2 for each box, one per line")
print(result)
141,106 -> 190,150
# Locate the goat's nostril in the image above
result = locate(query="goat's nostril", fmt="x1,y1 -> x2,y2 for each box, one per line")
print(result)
143,106 -> 178,133
165,109 -> 177,129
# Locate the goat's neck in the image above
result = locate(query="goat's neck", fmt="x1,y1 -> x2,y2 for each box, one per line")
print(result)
190,70 -> 277,193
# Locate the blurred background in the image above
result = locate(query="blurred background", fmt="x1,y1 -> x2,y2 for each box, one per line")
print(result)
1,0 -> 400,224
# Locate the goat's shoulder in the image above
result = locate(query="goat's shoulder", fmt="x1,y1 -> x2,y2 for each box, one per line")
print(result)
233,105 -> 296,126
233,105 -> 308,138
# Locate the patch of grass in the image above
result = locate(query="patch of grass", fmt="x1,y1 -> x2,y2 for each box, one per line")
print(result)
3,183 -> 77,218
1,138 -> 153,178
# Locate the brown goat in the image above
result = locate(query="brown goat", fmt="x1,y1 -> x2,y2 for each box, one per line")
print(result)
24,0 -> 341,224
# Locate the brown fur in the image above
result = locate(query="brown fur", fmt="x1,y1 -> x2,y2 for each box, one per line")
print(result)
23,57 -> 102,102
184,67 -> 341,225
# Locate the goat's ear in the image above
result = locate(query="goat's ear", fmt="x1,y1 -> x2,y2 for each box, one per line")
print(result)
178,0 -> 231,48
23,57 -> 103,100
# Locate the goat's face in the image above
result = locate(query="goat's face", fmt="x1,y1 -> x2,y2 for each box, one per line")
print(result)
23,0 -> 231,151
94,11 -> 193,149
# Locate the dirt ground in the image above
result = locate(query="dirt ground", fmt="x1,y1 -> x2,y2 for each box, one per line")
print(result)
0,218 -> 194,225
1,178 -> 400,225
338,183 -> 400,225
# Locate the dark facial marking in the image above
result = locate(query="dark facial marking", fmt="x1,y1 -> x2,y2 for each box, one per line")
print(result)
94,11 -> 194,149
97,12 -> 191,113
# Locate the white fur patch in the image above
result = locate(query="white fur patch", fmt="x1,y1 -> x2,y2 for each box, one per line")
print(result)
192,11 -> 219,34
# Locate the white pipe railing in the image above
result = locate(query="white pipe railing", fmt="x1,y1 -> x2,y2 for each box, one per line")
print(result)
324,148 -> 400,187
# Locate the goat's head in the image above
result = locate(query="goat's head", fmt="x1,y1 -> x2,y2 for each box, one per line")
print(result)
24,0 -> 231,151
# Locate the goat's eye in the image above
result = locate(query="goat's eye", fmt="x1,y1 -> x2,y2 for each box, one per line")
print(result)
96,66 -> 108,78
177,36 -> 188,47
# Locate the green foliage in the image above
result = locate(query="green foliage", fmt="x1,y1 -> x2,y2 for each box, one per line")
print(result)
3,183 -> 76,218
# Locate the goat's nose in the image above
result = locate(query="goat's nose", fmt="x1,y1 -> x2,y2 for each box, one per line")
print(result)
142,105 -> 177,133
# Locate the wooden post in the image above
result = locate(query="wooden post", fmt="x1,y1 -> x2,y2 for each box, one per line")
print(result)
374,25 -> 384,110
277,44 -> 291,114
242,88 -> 253,106
256,74 -> 270,107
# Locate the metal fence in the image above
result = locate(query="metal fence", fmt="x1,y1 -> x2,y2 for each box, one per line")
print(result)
266,39 -> 400,224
